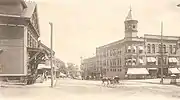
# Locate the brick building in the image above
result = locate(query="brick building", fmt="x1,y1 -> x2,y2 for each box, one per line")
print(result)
82,8 -> 180,79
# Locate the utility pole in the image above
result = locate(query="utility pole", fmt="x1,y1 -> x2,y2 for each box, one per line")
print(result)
160,22 -> 164,84
49,22 -> 54,87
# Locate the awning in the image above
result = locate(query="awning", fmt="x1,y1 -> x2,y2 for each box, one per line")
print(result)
151,57 -> 156,62
169,58 -> 173,62
147,57 -> 156,62
127,46 -> 131,50
127,68 -> 149,75
132,58 -> 136,62
38,64 -> 51,69
147,57 -> 152,62
169,58 -> 178,63
139,46 -> 144,50
60,72 -> 66,76
139,59 -> 144,64
168,68 -> 180,74
147,68 -> 158,70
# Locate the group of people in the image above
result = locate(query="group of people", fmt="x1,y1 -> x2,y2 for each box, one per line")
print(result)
101,76 -> 120,86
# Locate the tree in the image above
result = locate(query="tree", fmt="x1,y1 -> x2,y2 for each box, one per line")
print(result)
67,63 -> 79,78
53,58 -> 67,74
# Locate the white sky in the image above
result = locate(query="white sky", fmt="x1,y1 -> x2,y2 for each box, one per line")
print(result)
29,0 -> 180,65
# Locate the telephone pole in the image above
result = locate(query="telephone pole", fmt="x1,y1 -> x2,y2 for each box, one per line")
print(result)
160,22 -> 164,84
49,22 -> 54,87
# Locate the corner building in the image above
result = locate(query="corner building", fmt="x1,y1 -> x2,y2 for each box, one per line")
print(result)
95,9 -> 180,79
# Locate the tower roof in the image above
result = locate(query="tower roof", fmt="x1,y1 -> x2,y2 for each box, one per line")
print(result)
125,7 -> 133,21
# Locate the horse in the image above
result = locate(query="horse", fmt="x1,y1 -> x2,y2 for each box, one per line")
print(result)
101,77 -> 109,86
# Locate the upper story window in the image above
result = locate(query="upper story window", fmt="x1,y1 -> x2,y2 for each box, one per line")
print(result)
147,44 -> 151,53
117,59 -> 119,65
152,44 -> 155,53
132,25 -> 136,29
107,60 -> 109,66
127,46 -> 131,53
132,46 -> 136,53
163,45 -> 166,53
169,45 -> 173,54
110,50 -> 112,56
173,45 -> 176,54
158,44 -> 161,53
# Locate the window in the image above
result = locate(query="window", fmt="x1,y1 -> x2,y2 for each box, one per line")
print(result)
169,45 -> 173,54
147,44 -> 151,53
132,25 -> 136,28
103,60 -> 106,66
110,60 -> 112,66
107,60 -> 109,66
158,44 -> 161,53
110,69 -> 112,71
132,46 -> 136,53
152,44 -> 155,53
119,59 -> 121,65
110,50 -> 112,56
163,45 -> 166,53
107,69 -> 109,72
127,46 -> 131,53
114,69 -> 116,72
117,59 -> 119,65
113,59 -> 116,66
173,45 -> 176,54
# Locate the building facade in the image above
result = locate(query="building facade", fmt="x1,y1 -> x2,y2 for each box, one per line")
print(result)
81,56 -> 99,80
82,8 -> 180,79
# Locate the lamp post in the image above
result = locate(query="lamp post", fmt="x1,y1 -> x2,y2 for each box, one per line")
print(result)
49,22 -> 54,87
160,22 -> 164,84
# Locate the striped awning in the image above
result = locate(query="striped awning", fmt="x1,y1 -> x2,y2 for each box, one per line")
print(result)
127,68 -> 149,75
147,57 -> 156,62
139,46 -> 144,50
169,58 -> 178,63
127,46 -> 131,50
38,64 -> 51,69
139,59 -> 144,64
147,68 -> 158,70
168,68 -> 180,74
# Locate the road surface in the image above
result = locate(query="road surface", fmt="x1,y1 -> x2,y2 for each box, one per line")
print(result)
1,78 -> 180,100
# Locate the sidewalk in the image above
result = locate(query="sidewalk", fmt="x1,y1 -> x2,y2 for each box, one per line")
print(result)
129,78 -> 180,86
0,79 -> 57,88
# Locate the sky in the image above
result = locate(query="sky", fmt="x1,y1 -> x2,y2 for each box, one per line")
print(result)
27,0 -> 180,65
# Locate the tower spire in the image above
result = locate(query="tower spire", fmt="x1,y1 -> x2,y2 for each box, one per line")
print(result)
125,6 -> 133,21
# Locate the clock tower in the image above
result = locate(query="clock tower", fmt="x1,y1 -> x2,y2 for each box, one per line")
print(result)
124,8 -> 138,38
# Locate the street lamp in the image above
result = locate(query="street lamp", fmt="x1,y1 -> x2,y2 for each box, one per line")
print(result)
49,22 -> 54,87
160,22 -> 164,84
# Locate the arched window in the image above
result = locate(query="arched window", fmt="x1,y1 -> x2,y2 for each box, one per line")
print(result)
152,44 -> 155,53
173,45 -> 176,54
163,45 -> 166,53
159,44 -> 161,53
147,44 -> 151,53
169,45 -> 172,54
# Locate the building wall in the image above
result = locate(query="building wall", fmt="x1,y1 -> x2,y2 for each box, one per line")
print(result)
0,0 -> 24,15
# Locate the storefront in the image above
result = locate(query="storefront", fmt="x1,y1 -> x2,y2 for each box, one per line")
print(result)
126,68 -> 149,79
